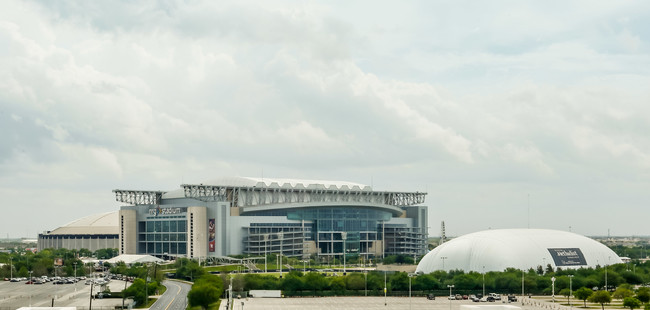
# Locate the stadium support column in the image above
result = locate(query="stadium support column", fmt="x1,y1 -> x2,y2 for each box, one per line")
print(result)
188,206 -> 208,259
119,209 -> 137,255
382,221 -> 385,260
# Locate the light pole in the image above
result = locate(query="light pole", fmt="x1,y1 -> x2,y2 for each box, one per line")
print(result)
568,275 -> 574,307
521,269 -> 525,304
441,257 -> 447,270
482,266 -> 485,297
448,284 -> 454,310
551,276 -> 556,303
29,270 -> 33,306
9,257 -> 12,280
384,271 -> 388,306
278,232 -> 283,278
605,256 -> 610,291
74,262 -> 78,292
264,234 -> 268,273
364,270 -> 368,297
408,273 -> 414,310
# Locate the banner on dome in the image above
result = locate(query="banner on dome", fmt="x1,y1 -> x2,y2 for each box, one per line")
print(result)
548,248 -> 587,266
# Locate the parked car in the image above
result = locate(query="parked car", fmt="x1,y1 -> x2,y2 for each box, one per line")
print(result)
448,295 -> 456,300
508,295 -> 517,302
427,294 -> 436,300
470,295 -> 480,302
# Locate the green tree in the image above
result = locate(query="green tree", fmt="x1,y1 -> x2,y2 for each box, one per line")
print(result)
574,287 -> 593,307
188,283 -> 219,310
636,287 -> 650,304
123,278 -> 148,306
303,272 -> 328,292
624,297 -> 642,310
413,274 -> 440,291
345,273 -> 365,291
614,288 -> 635,300
187,275 -> 223,310
280,273 -> 303,293
389,272 -> 409,291
330,277 -> 346,294
589,290 -> 612,310
175,258 -> 204,281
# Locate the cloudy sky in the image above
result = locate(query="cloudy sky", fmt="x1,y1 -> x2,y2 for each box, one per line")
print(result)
1,1 -> 649,239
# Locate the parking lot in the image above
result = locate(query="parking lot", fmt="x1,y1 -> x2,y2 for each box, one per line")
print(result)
0,278 -> 132,310
219,296 -> 573,310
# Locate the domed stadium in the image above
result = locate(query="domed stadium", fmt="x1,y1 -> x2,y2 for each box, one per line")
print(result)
37,211 -> 119,252
416,229 -> 622,274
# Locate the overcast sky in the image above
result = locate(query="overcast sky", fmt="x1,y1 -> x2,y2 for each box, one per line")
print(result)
2,1 -> 649,239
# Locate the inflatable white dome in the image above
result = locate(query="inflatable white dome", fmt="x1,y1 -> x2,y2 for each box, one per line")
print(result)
416,229 -> 622,273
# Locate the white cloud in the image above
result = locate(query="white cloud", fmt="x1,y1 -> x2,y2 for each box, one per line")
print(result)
1,0 -> 649,237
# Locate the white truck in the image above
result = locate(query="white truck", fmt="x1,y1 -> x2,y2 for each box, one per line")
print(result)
249,290 -> 282,298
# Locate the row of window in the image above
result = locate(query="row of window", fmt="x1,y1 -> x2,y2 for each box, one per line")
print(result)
138,242 -> 187,255
138,233 -> 187,242
138,220 -> 187,233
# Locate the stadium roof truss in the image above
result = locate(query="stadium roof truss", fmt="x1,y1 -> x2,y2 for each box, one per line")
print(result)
181,184 -> 426,207
113,190 -> 165,205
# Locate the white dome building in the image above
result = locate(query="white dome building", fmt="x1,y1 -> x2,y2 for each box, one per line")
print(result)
37,211 -> 119,252
416,229 -> 622,274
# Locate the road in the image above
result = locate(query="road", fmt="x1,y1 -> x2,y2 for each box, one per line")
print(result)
149,280 -> 191,310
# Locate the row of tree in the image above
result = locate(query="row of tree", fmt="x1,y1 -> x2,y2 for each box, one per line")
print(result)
211,260 -> 650,297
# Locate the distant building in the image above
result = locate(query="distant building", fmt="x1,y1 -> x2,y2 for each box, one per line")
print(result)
116,177 -> 429,261
37,212 -> 119,252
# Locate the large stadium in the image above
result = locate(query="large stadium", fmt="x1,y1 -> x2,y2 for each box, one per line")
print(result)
37,211 -> 119,252
116,177 -> 429,260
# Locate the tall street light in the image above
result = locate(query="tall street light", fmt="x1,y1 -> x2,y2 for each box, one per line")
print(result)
440,257 -> 448,270
74,262 -> 78,292
605,256 -> 610,291
278,232 -> 284,278
364,270 -> 368,297
448,284 -> 455,310
408,273 -> 415,310
264,234 -> 268,273
9,257 -> 13,280
482,266 -> 485,297
384,271 -> 388,306
568,275 -> 574,307
29,270 -> 33,306
521,270 -> 525,304
551,276 -> 556,303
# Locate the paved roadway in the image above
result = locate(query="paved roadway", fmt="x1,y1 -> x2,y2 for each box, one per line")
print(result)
149,280 -> 191,310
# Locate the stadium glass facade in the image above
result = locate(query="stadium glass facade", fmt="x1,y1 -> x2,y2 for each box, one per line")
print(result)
117,177 -> 428,261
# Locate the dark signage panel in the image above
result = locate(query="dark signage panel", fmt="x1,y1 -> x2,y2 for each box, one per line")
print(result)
548,248 -> 587,266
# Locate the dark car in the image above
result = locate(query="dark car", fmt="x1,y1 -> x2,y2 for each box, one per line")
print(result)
427,294 -> 436,300
508,295 -> 517,302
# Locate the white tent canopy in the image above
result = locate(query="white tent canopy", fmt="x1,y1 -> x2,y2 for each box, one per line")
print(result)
105,254 -> 164,265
